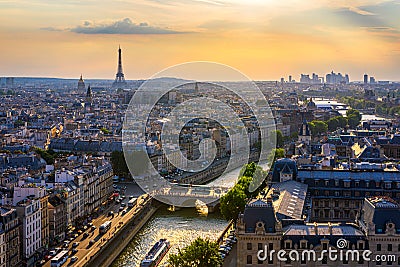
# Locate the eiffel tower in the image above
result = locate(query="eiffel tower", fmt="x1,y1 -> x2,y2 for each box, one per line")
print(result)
112,45 -> 127,89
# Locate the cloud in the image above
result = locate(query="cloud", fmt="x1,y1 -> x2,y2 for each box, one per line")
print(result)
348,6 -> 375,16
40,26 -> 63,32
69,18 -> 183,34
364,26 -> 400,41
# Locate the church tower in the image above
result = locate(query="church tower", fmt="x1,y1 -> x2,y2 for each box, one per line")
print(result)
298,117 -> 311,145
85,85 -> 92,112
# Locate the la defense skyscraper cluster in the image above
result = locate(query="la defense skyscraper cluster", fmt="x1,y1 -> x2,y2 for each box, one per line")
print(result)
112,45 -> 127,89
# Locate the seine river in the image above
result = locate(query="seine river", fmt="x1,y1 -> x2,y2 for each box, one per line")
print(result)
111,207 -> 227,267
112,161 -> 262,266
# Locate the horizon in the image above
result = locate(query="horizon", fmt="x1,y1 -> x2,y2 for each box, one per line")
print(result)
0,1 -> 399,81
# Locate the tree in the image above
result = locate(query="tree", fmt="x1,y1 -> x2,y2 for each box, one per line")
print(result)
220,185 -> 247,221
346,109 -> 362,129
272,130 -> 284,148
100,128 -> 111,134
326,116 -> 347,132
267,148 -> 285,165
336,116 -> 348,128
308,120 -> 328,136
34,147 -> 59,164
327,117 -> 339,132
168,237 -> 223,267
110,151 -> 130,177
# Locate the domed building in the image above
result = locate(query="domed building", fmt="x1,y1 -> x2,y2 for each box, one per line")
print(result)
77,74 -> 85,92
306,97 -> 316,111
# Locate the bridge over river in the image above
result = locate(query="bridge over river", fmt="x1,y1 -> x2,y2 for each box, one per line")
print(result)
151,184 -> 230,212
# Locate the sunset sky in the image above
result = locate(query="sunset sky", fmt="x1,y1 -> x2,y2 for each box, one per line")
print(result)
0,0 -> 399,81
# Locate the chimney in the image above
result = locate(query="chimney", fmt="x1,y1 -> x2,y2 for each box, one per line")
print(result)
314,222 -> 318,235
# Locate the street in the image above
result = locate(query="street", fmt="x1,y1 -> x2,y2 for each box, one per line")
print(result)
43,183 -> 148,267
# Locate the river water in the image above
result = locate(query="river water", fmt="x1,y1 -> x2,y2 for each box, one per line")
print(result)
111,207 -> 227,267
112,160 -> 269,266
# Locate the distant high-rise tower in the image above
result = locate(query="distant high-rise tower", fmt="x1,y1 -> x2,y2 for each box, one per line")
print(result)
78,74 -> 85,92
364,74 -> 368,84
112,45 -> 127,89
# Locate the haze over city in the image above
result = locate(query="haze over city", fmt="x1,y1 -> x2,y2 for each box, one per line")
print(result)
1,0 -> 400,80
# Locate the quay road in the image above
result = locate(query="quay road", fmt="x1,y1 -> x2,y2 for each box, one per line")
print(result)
43,191 -> 150,267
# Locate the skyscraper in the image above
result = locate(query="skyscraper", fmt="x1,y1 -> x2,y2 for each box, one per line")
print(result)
364,74 -> 368,84
112,45 -> 127,89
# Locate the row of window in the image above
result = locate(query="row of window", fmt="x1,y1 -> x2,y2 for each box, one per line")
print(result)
312,179 -> 400,189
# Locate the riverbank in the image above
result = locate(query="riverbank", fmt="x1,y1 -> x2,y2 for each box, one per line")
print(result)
111,205 -> 227,266
85,198 -> 158,267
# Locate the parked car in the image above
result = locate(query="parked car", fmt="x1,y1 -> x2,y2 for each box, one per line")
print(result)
91,225 -> 97,231
89,240 -> 95,247
71,248 -> 78,254
70,256 -> 78,262
72,242 -> 79,248
62,240 -> 70,248
108,211 -> 114,217
49,250 -> 57,256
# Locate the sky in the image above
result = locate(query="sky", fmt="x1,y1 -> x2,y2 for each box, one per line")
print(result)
0,0 -> 399,81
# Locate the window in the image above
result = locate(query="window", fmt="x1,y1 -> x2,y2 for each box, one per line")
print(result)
388,244 -> 392,251
247,243 -> 252,250
269,243 -> 273,251
358,242 -> 364,250
335,180 -> 339,187
344,181 -> 350,188
322,243 -> 328,250
258,243 -> 263,251
285,241 -> 291,249
247,255 -> 252,264
377,244 -> 381,251
300,241 -> 307,249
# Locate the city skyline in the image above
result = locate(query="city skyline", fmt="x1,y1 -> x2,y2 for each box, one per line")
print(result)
0,0 -> 400,81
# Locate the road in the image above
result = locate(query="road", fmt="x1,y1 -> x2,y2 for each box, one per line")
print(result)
43,183 -> 148,267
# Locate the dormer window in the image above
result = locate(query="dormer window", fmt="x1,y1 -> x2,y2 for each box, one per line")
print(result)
285,240 -> 292,249
357,241 -> 365,250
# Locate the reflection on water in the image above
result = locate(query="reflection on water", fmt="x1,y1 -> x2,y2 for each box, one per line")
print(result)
111,206 -> 227,267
